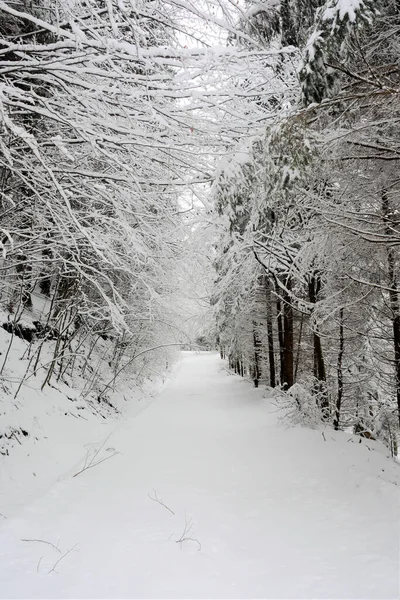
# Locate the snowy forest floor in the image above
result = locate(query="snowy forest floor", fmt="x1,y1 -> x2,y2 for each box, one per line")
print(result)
0,352 -> 399,599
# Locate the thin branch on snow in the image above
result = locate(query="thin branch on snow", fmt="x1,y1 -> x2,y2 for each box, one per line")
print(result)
21,538 -> 61,553
148,489 -> 176,515
48,544 -> 78,574
175,512 -> 201,552
73,435 -> 119,478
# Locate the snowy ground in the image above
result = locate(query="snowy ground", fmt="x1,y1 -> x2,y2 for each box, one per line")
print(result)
0,324 -> 169,517
0,352 -> 399,599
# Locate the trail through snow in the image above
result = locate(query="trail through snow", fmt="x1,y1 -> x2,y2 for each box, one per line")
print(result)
0,352 -> 399,599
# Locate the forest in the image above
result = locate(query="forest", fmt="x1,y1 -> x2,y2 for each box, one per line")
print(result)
0,1 -> 400,598
212,0 -> 400,457
0,2 -> 399,457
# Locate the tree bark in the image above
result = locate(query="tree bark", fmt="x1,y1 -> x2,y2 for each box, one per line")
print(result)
333,307 -> 344,431
282,281 -> 294,389
265,279 -> 276,387
383,189 -> 400,427
280,0 -> 297,46
252,321 -> 261,388
294,313 -> 303,382
276,296 -> 285,386
308,272 -> 328,417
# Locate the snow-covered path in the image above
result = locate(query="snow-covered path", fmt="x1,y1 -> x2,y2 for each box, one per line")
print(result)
0,352 -> 399,599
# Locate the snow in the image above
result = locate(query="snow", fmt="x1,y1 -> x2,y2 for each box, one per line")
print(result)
245,1 -> 280,18
322,0 -> 371,25
304,30 -> 324,62
0,352 -> 399,599
0,324 -> 165,517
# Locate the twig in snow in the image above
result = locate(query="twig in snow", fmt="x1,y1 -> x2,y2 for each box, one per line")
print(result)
175,512 -> 201,551
73,435 -> 118,478
11,430 -> 22,445
321,432 -> 327,442
148,489 -> 175,515
21,538 -> 61,553
37,556 -> 43,572
72,452 -> 118,477
0,512 -> 7,519
48,544 -> 78,574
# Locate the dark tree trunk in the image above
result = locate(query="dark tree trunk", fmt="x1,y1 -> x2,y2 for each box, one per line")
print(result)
313,332 -> 326,382
252,321 -> 261,388
265,279 -> 276,387
281,0 -> 297,46
276,296 -> 285,386
383,189 -> 400,427
333,307 -> 344,431
391,310 -> 400,428
282,282 -> 294,389
294,314 -> 303,382
308,273 -> 326,382
308,272 -> 328,418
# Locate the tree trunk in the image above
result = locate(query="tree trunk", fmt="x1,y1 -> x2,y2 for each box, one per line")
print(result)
294,314 -> 303,382
308,272 -> 328,418
252,321 -> 261,388
280,0 -> 297,46
276,296 -> 285,386
333,307 -> 344,431
383,189 -> 400,427
282,282 -> 294,389
265,279 -> 276,387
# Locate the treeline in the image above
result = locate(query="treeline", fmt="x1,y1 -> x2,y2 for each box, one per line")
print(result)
0,0 -> 291,402
0,0 -> 204,397
212,0 -> 400,455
